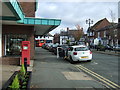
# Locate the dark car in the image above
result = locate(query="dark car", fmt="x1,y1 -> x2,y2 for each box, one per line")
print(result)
105,45 -> 113,51
42,43 -> 48,49
46,43 -> 53,50
48,44 -> 58,52
42,44 -> 46,49
57,45 -> 69,57
53,44 -> 60,55
113,44 -> 120,52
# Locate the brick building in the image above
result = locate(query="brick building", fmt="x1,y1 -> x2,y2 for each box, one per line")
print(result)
87,18 -> 118,46
87,18 -> 111,46
53,33 -> 60,44
96,23 -> 118,46
1,0 -> 61,65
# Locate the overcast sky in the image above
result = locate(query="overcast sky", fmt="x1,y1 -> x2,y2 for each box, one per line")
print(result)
36,0 -> 118,35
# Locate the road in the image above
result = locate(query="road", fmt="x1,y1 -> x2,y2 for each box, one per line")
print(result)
31,47 -> 106,89
76,52 -> 119,86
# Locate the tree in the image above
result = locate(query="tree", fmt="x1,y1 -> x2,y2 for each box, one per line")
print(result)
72,24 -> 84,43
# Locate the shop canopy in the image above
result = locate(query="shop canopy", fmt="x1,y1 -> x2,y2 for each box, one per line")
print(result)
1,0 -> 61,35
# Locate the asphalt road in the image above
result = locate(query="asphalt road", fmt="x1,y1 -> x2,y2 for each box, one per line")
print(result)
31,47 -> 106,89
76,52 -> 119,85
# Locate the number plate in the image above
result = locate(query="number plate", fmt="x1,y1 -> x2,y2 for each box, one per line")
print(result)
81,56 -> 88,58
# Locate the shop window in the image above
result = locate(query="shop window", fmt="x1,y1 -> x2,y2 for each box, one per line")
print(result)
5,34 -> 28,56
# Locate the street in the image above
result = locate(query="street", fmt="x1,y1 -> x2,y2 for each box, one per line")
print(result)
30,47 -> 120,89
76,52 -> 119,85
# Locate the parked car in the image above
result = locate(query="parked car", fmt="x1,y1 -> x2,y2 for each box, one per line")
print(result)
42,44 -> 46,49
67,45 -> 92,63
96,44 -> 106,51
105,44 -> 113,51
57,45 -> 69,57
49,44 -> 59,52
42,43 -> 49,49
46,43 -> 53,50
49,44 -> 58,52
113,45 -> 120,52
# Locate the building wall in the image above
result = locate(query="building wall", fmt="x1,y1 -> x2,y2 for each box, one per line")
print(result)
2,25 -> 35,60
53,34 -> 60,44
0,24 -> 2,57
18,1 -> 36,17
95,19 -> 110,30
94,19 -> 111,38
100,31 -> 104,38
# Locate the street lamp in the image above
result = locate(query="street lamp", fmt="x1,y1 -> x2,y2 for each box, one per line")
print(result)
86,19 -> 93,45
60,29 -> 64,45
86,19 -> 93,28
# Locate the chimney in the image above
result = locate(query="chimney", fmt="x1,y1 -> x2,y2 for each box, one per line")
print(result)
67,27 -> 69,31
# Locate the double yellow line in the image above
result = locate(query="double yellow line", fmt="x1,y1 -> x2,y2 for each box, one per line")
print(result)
75,65 -> 120,89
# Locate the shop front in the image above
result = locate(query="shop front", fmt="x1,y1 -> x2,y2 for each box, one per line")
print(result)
1,0 -> 61,65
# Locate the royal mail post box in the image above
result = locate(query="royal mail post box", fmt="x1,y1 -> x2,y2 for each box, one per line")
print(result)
21,41 -> 30,66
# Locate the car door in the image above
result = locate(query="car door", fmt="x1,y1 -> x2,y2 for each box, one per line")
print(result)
68,47 -> 73,58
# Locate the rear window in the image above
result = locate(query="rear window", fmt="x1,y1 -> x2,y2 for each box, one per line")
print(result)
75,47 -> 89,51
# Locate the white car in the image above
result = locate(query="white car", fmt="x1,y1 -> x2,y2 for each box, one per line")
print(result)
67,45 -> 92,63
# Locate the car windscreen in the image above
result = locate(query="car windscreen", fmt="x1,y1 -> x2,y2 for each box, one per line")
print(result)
53,44 -> 58,47
74,47 -> 89,51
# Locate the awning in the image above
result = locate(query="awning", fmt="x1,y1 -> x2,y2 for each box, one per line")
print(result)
1,0 -> 24,23
24,18 -> 61,35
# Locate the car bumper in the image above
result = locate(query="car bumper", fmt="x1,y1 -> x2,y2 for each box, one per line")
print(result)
72,55 -> 92,61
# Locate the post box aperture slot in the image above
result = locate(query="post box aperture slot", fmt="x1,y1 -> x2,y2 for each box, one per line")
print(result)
23,44 -> 28,50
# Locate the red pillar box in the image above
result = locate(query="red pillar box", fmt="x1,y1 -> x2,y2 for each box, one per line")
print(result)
21,41 -> 30,66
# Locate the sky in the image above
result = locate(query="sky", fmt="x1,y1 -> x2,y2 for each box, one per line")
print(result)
35,0 -> 119,35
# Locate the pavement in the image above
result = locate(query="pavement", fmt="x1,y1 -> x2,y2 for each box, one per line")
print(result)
0,48 -> 119,89
91,49 -> 120,56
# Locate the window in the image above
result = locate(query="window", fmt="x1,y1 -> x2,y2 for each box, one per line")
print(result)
104,31 -> 106,37
98,32 -> 100,38
90,32 -> 92,36
74,47 -> 89,51
93,32 -> 95,36
68,47 -> 73,51
5,34 -> 28,56
114,29 -> 117,37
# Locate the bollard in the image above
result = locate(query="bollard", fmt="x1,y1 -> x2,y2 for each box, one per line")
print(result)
24,58 -> 27,72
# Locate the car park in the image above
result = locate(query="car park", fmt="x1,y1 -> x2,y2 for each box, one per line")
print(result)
67,45 -> 92,63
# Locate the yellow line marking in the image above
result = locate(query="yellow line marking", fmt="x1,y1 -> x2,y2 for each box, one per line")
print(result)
75,65 -> 120,88
78,65 -> 120,88
76,65 -> 116,88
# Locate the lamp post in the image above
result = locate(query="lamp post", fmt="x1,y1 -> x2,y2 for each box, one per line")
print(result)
86,19 -> 93,45
60,29 -> 64,45
86,19 -> 93,29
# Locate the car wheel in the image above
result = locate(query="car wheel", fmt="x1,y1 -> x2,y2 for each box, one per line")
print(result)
70,56 -> 74,64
